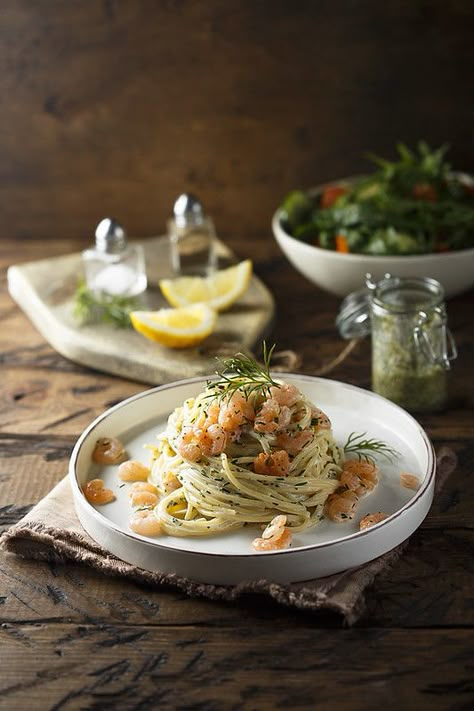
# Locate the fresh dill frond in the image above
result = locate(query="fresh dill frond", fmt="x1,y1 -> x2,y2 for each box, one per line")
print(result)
73,280 -> 138,328
206,341 -> 279,401
343,431 -> 399,465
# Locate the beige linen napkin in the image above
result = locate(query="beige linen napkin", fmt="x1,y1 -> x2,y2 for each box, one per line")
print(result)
2,447 -> 457,625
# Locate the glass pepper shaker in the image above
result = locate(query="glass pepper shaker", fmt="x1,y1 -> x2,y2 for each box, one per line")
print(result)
336,274 -> 457,412
82,218 -> 147,297
168,193 -> 217,277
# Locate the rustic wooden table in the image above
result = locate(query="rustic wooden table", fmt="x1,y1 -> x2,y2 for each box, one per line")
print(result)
1,237 -> 473,710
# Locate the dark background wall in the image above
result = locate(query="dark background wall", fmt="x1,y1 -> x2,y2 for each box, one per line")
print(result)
1,0 -> 473,248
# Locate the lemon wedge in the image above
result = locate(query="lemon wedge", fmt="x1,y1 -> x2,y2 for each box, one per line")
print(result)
130,303 -> 217,349
159,260 -> 252,312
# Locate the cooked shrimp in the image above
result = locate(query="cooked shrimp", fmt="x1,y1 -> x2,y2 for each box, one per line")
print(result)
400,472 -> 420,490
262,514 -> 287,539
161,470 -> 181,493
254,400 -> 291,433
92,437 -> 127,464
129,490 -> 159,508
254,450 -> 290,476
339,472 -> 376,498
342,459 -> 378,481
130,481 -> 158,495
252,514 -> 292,551
253,529 -> 292,551
340,459 -> 378,495
269,383 -> 300,407
118,460 -> 151,482
177,424 -> 227,461
218,391 -> 255,434
276,429 -> 314,455
339,468 -> 363,492
254,399 -> 279,433
359,512 -> 388,531
325,489 -> 359,522
311,408 -> 331,430
129,509 -> 162,536
177,427 -> 202,462
83,478 -> 115,505
195,401 -> 220,429
197,424 -> 228,457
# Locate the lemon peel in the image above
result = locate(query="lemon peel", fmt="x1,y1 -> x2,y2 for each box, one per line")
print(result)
159,260 -> 252,312
130,303 -> 217,349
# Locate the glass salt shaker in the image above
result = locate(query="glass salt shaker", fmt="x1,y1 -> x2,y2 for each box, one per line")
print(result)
336,274 -> 457,412
82,218 -> 147,297
168,194 -> 217,276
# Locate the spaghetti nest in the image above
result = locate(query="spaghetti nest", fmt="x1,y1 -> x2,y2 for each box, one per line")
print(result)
149,378 -> 342,537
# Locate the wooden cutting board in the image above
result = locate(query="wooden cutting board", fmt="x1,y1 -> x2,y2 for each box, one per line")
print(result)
7,236 -> 275,385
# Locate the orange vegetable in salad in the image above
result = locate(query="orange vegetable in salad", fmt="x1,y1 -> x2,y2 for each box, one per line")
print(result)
335,234 -> 350,253
412,182 -> 438,202
320,185 -> 348,209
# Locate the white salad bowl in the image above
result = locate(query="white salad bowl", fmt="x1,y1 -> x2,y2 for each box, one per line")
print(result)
272,189 -> 474,299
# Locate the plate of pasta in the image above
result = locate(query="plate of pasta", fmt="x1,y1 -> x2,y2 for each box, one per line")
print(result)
70,350 -> 435,584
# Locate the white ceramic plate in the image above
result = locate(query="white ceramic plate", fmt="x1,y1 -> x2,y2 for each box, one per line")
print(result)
70,375 -> 435,584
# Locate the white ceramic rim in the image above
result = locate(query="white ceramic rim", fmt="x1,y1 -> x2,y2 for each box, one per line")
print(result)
69,374 -> 436,560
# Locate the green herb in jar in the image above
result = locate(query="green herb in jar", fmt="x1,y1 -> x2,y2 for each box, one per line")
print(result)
370,277 -> 455,413
372,361 -> 447,412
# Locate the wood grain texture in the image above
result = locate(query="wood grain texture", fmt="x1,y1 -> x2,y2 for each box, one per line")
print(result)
0,624 -> 473,711
1,236 -> 474,708
0,1 -> 473,244
0,526 -> 473,629
1,2 -> 474,696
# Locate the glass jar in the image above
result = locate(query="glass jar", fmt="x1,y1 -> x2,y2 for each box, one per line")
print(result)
369,275 -> 457,411
336,274 -> 457,413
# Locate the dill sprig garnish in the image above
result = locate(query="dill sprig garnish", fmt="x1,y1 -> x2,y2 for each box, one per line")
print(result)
73,280 -> 138,328
343,431 -> 399,465
207,341 -> 279,401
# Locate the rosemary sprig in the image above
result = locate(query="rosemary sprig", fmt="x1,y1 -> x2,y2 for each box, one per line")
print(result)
73,280 -> 138,328
343,431 -> 399,465
206,341 -> 279,401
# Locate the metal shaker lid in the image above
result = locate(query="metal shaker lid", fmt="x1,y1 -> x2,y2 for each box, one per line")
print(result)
173,193 -> 205,228
95,218 -> 127,253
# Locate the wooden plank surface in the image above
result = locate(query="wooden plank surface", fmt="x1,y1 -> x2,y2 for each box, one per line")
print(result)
0,2 -> 473,244
1,625 -> 473,711
1,526 -> 473,629
1,236 -> 474,709
1,3 -> 473,705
